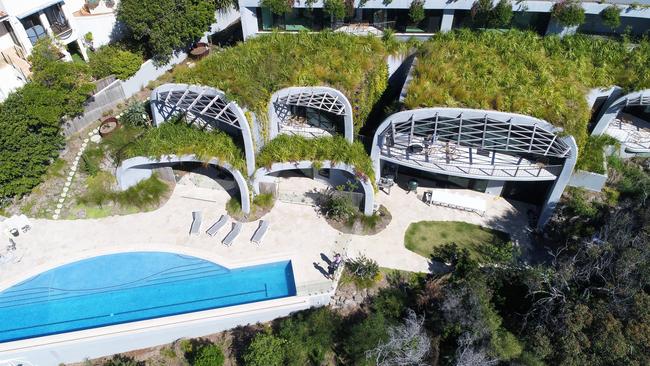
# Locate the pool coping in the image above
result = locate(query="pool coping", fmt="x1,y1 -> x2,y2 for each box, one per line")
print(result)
0,293 -> 325,362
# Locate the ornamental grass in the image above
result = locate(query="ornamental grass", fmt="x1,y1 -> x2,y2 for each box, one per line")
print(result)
404,29 -> 650,155
124,121 -> 246,171
174,31 -> 388,135
256,135 -> 375,183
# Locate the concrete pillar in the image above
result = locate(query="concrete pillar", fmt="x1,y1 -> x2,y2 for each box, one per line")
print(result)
240,7 -> 259,40
38,11 -> 52,36
440,9 -> 454,32
484,180 -> 505,196
8,17 -> 33,55
76,38 -> 88,61
538,136 -> 578,229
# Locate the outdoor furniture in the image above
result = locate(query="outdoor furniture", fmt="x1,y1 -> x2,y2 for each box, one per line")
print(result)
222,222 -> 242,246
189,211 -> 202,236
251,220 -> 270,245
408,179 -> 419,193
423,190 -> 433,206
427,189 -> 486,216
206,215 -> 229,237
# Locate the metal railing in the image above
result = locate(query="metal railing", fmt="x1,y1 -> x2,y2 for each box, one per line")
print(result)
51,21 -> 72,39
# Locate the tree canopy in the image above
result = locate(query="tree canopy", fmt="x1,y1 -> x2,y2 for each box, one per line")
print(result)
116,0 -> 217,63
0,40 -> 93,202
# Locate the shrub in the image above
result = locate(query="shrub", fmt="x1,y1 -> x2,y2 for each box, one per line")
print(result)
89,45 -> 142,80
124,119 -> 246,171
192,344 -> 225,366
346,255 -> 381,287
103,355 -> 141,366
80,145 -> 104,176
78,173 -> 168,208
575,135 -> 617,173
371,288 -> 408,319
119,100 -> 150,127
551,0 -> 586,26
322,192 -> 358,223
243,332 -> 287,366
601,5 -> 621,29
261,0 -> 294,15
342,312 -> 391,365
409,0 -> 425,24
323,0 -> 346,20
253,193 -> 274,208
277,308 -> 340,365
226,197 -> 242,215
472,0 -> 513,28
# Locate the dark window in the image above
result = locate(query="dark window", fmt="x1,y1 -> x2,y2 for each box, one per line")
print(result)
256,8 -> 330,31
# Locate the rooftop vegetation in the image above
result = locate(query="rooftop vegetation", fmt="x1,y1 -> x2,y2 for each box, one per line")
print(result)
404,30 -> 650,161
256,135 -> 375,183
174,32 -> 388,135
123,120 -> 246,171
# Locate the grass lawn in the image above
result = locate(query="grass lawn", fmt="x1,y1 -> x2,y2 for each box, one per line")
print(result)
404,221 -> 511,261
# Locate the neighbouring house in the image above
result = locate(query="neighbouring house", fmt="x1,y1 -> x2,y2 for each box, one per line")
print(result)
238,0 -> 650,40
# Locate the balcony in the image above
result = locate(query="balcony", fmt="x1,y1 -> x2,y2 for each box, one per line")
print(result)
50,20 -> 72,39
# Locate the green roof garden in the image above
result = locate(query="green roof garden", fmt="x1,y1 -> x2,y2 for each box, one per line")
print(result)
403,30 -> 650,156
173,31 -> 389,135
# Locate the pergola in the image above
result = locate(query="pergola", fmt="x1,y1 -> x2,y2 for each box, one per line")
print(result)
371,108 -> 578,228
592,89 -> 650,153
268,86 -> 354,142
372,108 -> 571,182
150,84 -> 256,175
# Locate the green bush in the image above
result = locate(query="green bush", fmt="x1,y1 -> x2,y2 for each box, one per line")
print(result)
575,135 -> 617,173
342,312 -> 391,365
78,173 -> 168,208
253,193 -> 274,208
243,332 -> 287,366
80,145 -> 104,176
601,5 -> 621,29
119,100 -> 150,127
192,344 -> 225,366
124,119 -> 246,171
371,288 -> 408,319
409,0 -> 425,24
472,0 -> 513,28
174,32 -> 388,135
226,197 -> 242,215
565,187 -> 598,218
277,308 -> 340,365
323,0 -> 346,20
103,355 -> 141,366
257,135 -> 375,183
346,255 -> 381,287
89,45 -> 142,80
261,0 -> 293,15
322,193 -> 358,223
551,0 -> 586,26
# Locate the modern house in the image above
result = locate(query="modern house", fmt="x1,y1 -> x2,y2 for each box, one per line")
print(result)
0,0 -> 88,99
371,108 -> 577,228
238,0 -> 650,40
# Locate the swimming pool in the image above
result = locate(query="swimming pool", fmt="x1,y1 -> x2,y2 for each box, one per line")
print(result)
0,252 -> 296,343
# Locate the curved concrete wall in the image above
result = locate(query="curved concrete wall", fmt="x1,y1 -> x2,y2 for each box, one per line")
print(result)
252,161 -> 374,215
268,86 -> 354,143
592,89 -> 650,136
116,155 -> 251,214
150,83 -> 256,176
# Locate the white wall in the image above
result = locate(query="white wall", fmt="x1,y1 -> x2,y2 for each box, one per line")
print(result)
0,66 -> 27,101
1,0 -> 61,17
73,12 -> 119,47
0,23 -> 15,50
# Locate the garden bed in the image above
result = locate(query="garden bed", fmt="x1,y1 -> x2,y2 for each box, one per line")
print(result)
323,205 -> 391,235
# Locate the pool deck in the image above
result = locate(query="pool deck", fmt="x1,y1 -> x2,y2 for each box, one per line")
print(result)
0,178 -> 532,293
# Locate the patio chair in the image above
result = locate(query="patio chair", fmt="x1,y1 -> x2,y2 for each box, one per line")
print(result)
189,211 -> 202,236
222,222 -> 242,246
251,220 -> 270,245
206,215 -> 229,237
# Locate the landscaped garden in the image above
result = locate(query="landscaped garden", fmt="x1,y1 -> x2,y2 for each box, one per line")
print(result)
404,220 -> 513,262
404,30 -> 650,171
173,32 -> 389,135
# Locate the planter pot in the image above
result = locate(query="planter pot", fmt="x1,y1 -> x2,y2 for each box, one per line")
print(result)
99,117 -> 120,137
190,42 -> 210,60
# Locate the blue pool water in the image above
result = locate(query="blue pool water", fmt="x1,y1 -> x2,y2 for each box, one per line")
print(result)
0,252 -> 296,343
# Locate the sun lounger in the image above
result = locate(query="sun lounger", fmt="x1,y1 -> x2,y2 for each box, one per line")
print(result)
251,220 -> 270,245
189,211 -> 202,236
206,215 -> 229,237
222,222 -> 242,246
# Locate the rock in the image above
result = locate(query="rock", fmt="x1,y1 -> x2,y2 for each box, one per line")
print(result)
88,131 -> 94,136
76,210 -> 86,219
52,214 -> 59,220
54,208 -> 61,215
90,134 -> 102,144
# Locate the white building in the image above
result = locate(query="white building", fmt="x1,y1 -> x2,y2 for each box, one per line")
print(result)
0,0 -> 89,100
238,0 -> 650,40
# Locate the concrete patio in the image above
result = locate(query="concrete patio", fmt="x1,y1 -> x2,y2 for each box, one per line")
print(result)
0,176 -> 533,293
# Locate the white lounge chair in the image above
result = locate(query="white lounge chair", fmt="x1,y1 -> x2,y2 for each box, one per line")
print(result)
222,222 -> 242,246
206,215 -> 229,237
251,220 -> 270,245
189,211 -> 202,236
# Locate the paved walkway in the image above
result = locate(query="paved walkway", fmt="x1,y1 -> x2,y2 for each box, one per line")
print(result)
0,179 -> 533,292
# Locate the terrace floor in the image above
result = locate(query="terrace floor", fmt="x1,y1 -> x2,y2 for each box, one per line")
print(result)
0,177 -> 534,294
605,114 -> 650,153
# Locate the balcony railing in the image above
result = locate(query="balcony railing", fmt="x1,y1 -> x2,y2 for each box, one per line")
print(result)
50,21 -> 72,39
